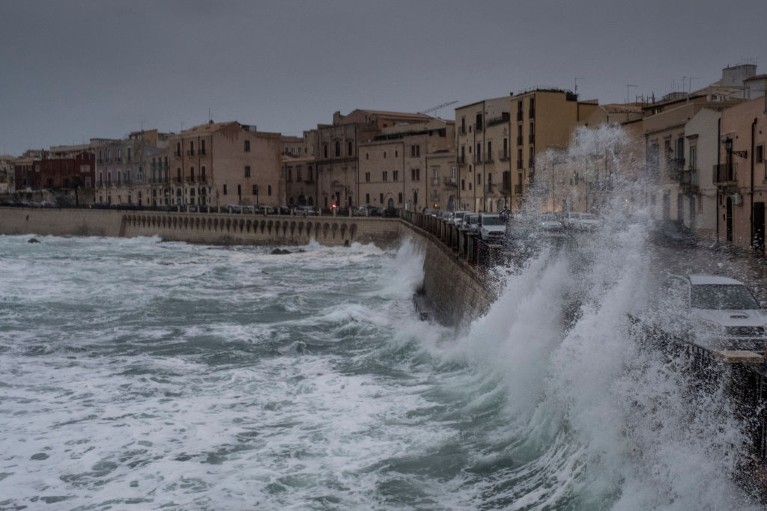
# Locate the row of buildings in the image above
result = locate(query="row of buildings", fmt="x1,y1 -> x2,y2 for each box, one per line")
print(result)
2,63 -> 767,251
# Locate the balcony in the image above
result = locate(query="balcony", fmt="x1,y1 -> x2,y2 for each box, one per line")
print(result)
444,177 -> 458,187
516,111 -> 523,122
457,155 -> 466,165
484,155 -> 494,163
680,168 -> 699,194
487,112 -> 510,127
514,184 -> 524,194
666,158 -> 686,180
498,150 -> 510,161
485,183 -> 498,194
474,155 -> 483,164
187,150 -> 195,156
714,163 -> 737,186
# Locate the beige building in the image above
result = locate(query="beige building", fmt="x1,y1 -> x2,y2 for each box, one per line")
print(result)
167,121 -> 282,209
357,119 -> 455,212
643,64 -> 759,235
718,95 -> 767,251
283,131 -> 317,208
314,109 -> 433,211
456,89 -> 600,213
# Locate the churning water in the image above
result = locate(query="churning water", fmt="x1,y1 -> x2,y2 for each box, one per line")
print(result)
1,126 -> 763,510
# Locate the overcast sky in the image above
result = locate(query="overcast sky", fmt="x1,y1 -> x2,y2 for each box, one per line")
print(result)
2,0 -> 766,156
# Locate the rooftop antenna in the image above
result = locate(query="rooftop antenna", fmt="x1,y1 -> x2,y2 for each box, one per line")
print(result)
626,84 -> 638,104
419,100 -> 458,117
574,77 -> 584,95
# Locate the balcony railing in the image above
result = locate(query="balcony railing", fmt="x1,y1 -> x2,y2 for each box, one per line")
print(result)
485,183 -> 497,194
444,177 -> 457,187
498,150 -> 509,161
484,155 -> 494,163
457,155 -> 466,165
514,184 -> 524,194
714,163 -> 737,185
667,158 -> 686,180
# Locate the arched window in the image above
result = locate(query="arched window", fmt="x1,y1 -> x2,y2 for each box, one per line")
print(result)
335,141 -> 340,157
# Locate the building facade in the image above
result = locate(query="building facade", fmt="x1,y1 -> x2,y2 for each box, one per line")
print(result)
314,110 -> 433,211
167,121 -> 282,210
357,119 -> 455,212
456,90 -> 600,213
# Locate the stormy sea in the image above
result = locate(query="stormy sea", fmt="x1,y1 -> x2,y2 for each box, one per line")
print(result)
1,126 -> 764,510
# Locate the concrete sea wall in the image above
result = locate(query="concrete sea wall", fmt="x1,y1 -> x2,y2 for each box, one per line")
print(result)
0,207 -> 494,330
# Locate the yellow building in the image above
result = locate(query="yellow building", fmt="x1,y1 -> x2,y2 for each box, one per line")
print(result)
456,89 -> 599,213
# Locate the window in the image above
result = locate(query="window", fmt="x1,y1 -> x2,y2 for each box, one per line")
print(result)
244,140 -> 251,152
335,141 -> 340,157
365,172 -> 370,182
411,145 -> 420,157
382,171 -> 388,182
379,193 -> 384,204
190,167 -> 195,182
176,168 -> 181,183
200,140 -> 206,155
296,165 -> 302,181
366,153 -> 369,160
176,142 -> 181,156
689,145 -> 698,171
223,184 -> 228,195
411,168 -> 420,181
366,193 -> 370,204
268,185 -> 272,196
393,170 -> 399,182
461,179 -> 465,190
398,192 -> 403,204
476,143 -> 481,162
384,151 -> 387,159
237,184 -> 242,196
477,173 -> 481,184
323,144 -> 328,158
201,166 -> 206,182
253,185 -> 258,195
348,140 -> 353,156
190,141 -> 195,155
757,144 -> 764,163
245,166 -> 251,177
487,141 -> 492,160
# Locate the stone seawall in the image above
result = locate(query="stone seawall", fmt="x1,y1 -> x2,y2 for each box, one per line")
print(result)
400,221 -> 495,330
0,208 -> 126,237
0,207 -> 493,329
0,208 -> 402,247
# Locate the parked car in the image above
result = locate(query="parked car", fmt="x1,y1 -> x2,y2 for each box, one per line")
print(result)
478,213 -> 507,242
422,208 -> 439,217
564,212 -> 601,231
451,211 -> 469,227
657,274 -> 767,351
462,213 -> 480,233
538,212 -> 564,232
294,205 -> 318,216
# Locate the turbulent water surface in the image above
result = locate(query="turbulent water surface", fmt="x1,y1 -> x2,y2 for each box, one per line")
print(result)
1,127 -> 764,510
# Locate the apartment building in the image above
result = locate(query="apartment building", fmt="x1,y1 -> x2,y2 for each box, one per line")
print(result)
643,64 -> 760,237
717,95 -> 767,251
0,156 -> 16,193
94,130 -> 169,207
13,147 -> 95,205
357,119 -> 455,211
456,89 -> 600,213
283,131 -> 317,208
314,109 -> 433,211
167,121 -> 282,209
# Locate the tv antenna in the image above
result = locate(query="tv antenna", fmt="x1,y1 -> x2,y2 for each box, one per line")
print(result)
419,100 -> 458,116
